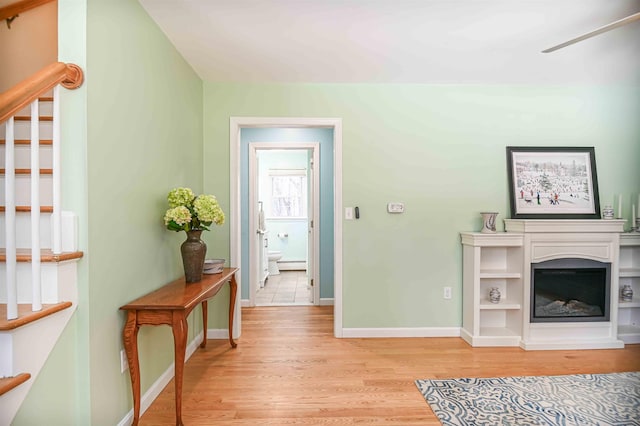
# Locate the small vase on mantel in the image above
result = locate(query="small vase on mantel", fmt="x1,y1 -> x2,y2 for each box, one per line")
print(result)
480,212 -> 498,233
181,229 -> 207,283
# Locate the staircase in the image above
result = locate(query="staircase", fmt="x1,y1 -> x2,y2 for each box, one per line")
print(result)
0,63 -> 84,424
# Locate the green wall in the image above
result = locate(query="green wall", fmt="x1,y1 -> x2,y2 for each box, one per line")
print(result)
14,0 -> 205,424
203,83 -> 639,329
84,0 -> 204,423
10,0 -> 640,423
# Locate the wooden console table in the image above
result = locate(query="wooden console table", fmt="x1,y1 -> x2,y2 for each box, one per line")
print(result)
120,267 -> 238,426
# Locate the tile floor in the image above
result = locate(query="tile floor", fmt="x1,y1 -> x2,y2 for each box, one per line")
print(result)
256,270 -> 312,306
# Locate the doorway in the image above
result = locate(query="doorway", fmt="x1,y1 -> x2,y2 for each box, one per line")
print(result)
249,145 -> 319,307
229,117 -> 344,338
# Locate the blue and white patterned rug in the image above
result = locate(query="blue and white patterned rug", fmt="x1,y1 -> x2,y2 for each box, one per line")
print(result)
415,372 -> 640,426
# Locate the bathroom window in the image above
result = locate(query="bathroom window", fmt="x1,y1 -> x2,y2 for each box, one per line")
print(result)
269,169 -> 307,218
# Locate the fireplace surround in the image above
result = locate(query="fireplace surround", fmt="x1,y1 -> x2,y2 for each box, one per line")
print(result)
461,219 -> 628,350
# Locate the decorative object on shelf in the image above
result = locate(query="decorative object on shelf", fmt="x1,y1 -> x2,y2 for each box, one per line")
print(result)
204,258 -> 225,274
506,146 -> 600,219
489,287 -> 501,304
616,194 -> 623,219
620,284 -> 634,302
637,194 -> 640,230
480,212 -> 498,233
164,187 -> 225,283
602,205 -> 614,220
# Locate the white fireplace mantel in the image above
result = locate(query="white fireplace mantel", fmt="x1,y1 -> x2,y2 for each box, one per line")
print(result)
461,219 -> 629,350
505,219 -> 625,234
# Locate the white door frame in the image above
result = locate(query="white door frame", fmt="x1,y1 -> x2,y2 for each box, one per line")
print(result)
229,117 -> 343,338
248,143 -> 320,307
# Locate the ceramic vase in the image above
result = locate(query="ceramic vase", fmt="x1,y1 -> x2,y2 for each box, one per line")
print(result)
489,287 -> 501,304
621,284 -> 634,302
480,212 -> 498,233
181,229 -> 207,283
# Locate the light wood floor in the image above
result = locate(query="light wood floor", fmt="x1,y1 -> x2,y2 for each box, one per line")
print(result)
140,306 -> 640,425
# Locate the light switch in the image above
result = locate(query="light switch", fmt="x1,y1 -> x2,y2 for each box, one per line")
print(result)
345,207 -> 354,220
387,202 -> 404,213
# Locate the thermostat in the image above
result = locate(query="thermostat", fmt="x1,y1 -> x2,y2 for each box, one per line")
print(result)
387,202 -> 404,213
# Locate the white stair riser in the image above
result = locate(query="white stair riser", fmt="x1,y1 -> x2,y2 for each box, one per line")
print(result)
0,174 -> 53,205
0,145 -> 53,169
0,211 -> 78,251
0,261 -> 77,304
0,334 -> 12,376
0,213 -> 52,249
1,120 -> 53,140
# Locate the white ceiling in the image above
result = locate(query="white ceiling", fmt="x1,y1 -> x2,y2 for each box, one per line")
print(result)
138,0 -> 640,85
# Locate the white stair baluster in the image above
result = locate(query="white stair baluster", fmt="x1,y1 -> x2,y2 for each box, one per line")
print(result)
52,86 -> 61,254
5,117 -> 18,320
31,101 -> 42,311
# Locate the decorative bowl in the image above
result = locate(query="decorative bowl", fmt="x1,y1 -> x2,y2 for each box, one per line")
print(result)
203,258 -> 225,274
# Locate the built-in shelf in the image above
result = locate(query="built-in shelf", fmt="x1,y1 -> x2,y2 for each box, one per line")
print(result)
479,271 -> 522,279
619,268 -> 640,278
618,300 -> 640,309
461,232 -> 524,347
478,327 -> 519,337
479,300 -> 521,310
618,234 -> 640,345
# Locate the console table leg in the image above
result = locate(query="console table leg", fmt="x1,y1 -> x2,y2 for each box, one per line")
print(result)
200,300 -> 208,348
123,311 -> 141,425
228,274 -> 238,348
172,312 -> 188,426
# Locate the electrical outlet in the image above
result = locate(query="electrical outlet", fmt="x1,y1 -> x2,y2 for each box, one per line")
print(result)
443,286 -> 452,300
120,349 -> 129,373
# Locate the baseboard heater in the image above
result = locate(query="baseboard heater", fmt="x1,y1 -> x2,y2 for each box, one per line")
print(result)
278,261 -> 307,271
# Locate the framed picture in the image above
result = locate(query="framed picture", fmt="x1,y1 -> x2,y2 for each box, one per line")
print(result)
506,146 -> 601,219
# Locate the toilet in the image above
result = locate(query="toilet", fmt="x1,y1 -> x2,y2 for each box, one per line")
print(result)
268,251 -> 282,275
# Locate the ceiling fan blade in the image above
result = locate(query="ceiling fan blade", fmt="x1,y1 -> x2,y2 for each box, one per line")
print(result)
542,12 -> 640,53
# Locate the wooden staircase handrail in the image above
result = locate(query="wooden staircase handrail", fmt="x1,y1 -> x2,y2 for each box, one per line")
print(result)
0,62 -> 83,124
0,0 -> 54,21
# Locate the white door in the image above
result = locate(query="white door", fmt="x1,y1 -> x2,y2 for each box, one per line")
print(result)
308,147 -> 320,305
248,149 -> 260,306
248,143 -> 320,306
307,152 -> 314,303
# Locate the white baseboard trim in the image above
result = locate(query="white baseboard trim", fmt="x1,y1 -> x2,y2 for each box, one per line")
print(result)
207,328 -> 235,339
277,261 -> 306,271
117,331 -> 204,426
241,299 -> 333,307
341,327 -> 461,338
